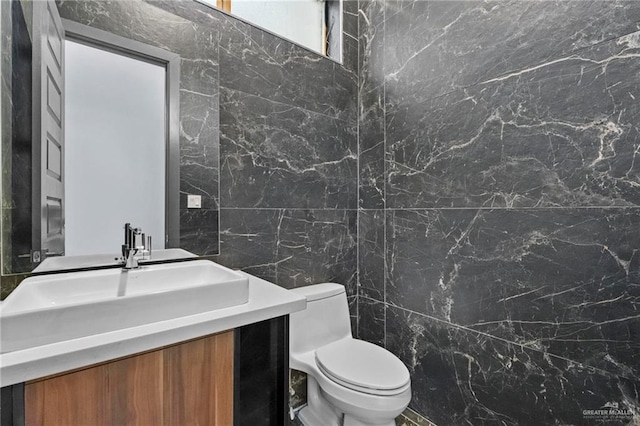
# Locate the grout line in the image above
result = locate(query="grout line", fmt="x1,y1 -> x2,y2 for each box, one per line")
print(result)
376,206 -> 640,211
356,0 -> 361,340
382,0 -> 387,350
216,206 -> 640,212
217,208 -> 360,211
216,29 -> 222,255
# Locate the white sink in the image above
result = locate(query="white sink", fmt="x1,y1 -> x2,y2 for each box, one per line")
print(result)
0,260 -> 249,353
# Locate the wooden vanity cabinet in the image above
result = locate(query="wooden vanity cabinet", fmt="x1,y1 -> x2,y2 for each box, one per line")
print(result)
1,316 -> 289,426
24,331 -> 234,426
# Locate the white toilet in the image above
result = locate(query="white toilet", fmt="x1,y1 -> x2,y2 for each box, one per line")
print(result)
290,283 -> 411,426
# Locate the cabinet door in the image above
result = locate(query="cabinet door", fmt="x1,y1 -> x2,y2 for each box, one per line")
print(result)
24,330 -> 234,426
164,332 -> 234,425
25,350 -> 163,426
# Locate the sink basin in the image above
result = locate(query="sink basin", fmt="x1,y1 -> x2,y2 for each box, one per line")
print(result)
0,260 -> 249,353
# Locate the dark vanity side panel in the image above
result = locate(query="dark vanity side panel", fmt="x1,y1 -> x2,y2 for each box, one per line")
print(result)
0,387 -> 10,426
235,316 -> 289,426
0,384 -> 24,426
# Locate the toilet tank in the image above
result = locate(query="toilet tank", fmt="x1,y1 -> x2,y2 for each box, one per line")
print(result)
289,283 -> 352,356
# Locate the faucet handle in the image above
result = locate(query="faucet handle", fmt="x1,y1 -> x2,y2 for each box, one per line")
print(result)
124,223 -> 143,249
124,223 -> 132,248
139,233 -> 152,260
130,228 -> 142,249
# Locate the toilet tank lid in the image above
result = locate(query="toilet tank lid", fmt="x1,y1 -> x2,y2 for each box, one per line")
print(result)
290,283 -> 345,301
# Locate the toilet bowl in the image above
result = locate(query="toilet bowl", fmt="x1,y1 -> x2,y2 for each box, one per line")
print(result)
290,284 -> 411,426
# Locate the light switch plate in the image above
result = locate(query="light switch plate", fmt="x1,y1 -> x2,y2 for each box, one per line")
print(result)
187,194 -> 202,208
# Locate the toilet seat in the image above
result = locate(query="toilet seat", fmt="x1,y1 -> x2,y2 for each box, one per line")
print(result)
315,339 -> 410,396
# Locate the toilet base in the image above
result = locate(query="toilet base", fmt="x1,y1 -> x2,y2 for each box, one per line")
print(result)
297,404 -> 341,426
297,374 -> 401,426
343,414 -> 395,426
297,376 -> 342,426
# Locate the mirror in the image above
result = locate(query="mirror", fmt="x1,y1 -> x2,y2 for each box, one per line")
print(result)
197,0 -> 343,61
1,0 -> 220,276
63,33 -> 173,257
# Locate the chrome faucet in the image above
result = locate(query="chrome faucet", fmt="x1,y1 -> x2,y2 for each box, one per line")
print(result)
121,223 -> 151,270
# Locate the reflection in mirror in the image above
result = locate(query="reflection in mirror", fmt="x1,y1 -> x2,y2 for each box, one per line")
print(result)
2,0 -> 223,293
197,0 -> 343,60
64,40 -> 166,256
60,22 -> 181,261
1,0 -> 183,276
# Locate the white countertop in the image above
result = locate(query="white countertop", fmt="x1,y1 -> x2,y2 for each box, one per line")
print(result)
0,272 -> 305,387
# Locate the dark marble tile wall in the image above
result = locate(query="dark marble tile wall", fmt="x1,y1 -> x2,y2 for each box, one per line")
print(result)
9,0 -> 32,275
358,0 -> 640,424
150,0 -> 360,297
216,208 -> 357,292
359,209 -> 385,300
219,87 -> 357,210
1,0 -> 33,277
58,0 -> 221,257
1,0 -> 15,276
387,208 -> 640,379
358,0 -> 385,209
383,1 -> 640,106
386,33 -> 640,209
387,307 -> 640,425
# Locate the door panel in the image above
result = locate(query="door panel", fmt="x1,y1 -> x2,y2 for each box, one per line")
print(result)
46,135 -> 62,180
33,0 -> 65,261
45,71 -> 62,124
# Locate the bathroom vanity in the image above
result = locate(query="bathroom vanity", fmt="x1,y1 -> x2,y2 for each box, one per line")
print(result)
23,330 -> 235,425
0,262 -> 306,425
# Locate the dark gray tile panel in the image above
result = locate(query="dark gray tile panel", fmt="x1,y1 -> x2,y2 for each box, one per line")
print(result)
216,208 -> 357,295
220,88 -> 357,209
386,306 -> 640,426
358,209 -> 385,300
386,208 -> 640,378
384,0 -> 640,105
386,31 -> 640,209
